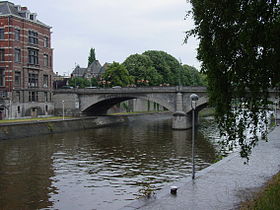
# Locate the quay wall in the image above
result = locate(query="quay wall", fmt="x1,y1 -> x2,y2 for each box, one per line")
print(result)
0,113 -> 171,140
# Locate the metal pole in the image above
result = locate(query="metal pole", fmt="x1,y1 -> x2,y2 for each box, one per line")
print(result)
275,101 -> 277,126
9,99 -> 11,120
190,93 -> 198,180
62,100 -> 65,120
192,106 -> 195,179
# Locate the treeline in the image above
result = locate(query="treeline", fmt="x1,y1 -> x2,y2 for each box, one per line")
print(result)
69,50 -> 207,88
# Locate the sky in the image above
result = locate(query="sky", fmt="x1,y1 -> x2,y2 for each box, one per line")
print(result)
11,0 -> 200,75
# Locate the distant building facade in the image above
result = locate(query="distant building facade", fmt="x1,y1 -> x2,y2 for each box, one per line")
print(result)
53,73 -> 70,89
0,1 -> 54,119
71,60 -> 108,79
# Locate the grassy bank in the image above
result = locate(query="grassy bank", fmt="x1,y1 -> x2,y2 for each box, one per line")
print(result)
0,116 -> 73,124
109,111 -> 170,115
240,172 -> 280,209
199,107 -> 215,118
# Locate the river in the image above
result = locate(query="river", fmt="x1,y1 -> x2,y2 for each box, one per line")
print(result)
0,115 -> 220,210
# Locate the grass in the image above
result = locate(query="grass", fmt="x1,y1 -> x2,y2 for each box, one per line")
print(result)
109,110 -> 169,115
198,107 -> 215,117
0,116 -> 73,124
240,172 -> 280,210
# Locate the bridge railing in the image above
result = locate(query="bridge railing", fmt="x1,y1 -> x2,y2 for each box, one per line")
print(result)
53,86 -> 207,94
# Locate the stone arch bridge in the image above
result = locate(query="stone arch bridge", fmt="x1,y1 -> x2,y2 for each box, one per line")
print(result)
53,86 -> 209,129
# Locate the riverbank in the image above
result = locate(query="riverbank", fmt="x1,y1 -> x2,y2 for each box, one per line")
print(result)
0,112 -> 172,140
122,126 -> 280,210
240,171 -> 280,209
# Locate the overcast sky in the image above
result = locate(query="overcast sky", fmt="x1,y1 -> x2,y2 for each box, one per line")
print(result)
11,0 -> 200,75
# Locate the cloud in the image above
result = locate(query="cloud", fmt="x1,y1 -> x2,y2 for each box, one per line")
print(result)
11,0 -> 200,74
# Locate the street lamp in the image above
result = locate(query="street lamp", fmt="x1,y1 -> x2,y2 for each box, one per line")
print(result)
190,93 -> 199,180
62,100 -> 65,120
275,100 -> 278,126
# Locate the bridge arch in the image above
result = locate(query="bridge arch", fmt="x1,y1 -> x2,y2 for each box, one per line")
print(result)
81,94 -> 176,116
53,86 -> 209,129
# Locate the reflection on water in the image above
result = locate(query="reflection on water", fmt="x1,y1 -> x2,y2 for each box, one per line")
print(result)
0,116 -> 219,210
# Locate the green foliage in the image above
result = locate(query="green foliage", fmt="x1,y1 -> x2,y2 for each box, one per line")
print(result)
240,172 -> 280,210
88,48 -> 96,67
187,0 -> 280,159
143,50 -> 181,85
102,62 -> 133,87
90,77 -> 98,86
68,77 -> 91,88
123,54 -> 163,86
123,51 -> 205,86
181,64 -> 207,86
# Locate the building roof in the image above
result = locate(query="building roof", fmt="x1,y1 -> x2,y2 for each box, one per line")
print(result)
0,1 -> 51,28
71,60 -> 105,78
100,62 -> 111,74
88,60 -> 102,74
72,65 -> 87,77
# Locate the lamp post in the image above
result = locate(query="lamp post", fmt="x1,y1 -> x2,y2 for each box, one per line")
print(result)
190,93 -> 199,179
62,100 -> 65,120
275,100 -> 277,126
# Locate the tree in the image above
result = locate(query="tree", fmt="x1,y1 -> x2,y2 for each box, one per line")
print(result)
187,0 -> 280,159
123,54 -> 163,86
181,64 -> 207,86
102,62 -> 133,87
88,48 -> 96,67
91,77 -> 98,86
143,50 -> 182,85
68,77 -> 91,88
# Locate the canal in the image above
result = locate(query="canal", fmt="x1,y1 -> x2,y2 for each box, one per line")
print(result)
0,115 -> 220,210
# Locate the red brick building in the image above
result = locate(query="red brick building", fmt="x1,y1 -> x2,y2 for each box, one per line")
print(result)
0,1 -> 54,119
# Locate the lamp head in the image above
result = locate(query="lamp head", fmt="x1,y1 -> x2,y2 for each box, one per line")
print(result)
190,94 -> 199,101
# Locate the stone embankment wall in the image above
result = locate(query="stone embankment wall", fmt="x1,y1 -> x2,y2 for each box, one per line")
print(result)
0,113 -> 172,140
0,116 -> 129,140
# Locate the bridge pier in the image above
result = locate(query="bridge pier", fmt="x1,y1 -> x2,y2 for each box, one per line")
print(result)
172,112 -> 189,129
172,92 -> 190,129
172,112 -> 199,130
53,87 -> 207,129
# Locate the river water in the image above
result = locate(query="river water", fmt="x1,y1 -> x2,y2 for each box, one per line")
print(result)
0,115 -> 220,210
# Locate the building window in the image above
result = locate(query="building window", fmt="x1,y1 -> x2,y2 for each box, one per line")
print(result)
15,29 -> 20,41
29,91 -> 38,102
49,75 -> 52,88
28,73 -> 38,87
50,55 -> 52,67
15,91 -> 20,103
43,54 -> 49,67
28,49 -> 39,65
0,68 -> 4,86
44,36 -> 49,48
14,49 -> 21,63
28,30 -> 38,45
14,71 -> 21,86
17,106 -> 20,113
44,92 -> 48,102
0,28 -> 4,39
0,49 -> 4,61
43,75 -> 48,88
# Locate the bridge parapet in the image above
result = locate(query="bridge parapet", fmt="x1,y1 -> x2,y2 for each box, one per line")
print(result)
53,86 -> 209,129
54,86 -> 207,94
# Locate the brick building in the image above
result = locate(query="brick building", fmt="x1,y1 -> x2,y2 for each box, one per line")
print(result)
0,1 -> 54,119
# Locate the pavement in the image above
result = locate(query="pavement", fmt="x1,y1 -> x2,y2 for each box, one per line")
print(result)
121,126 -> 280,210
